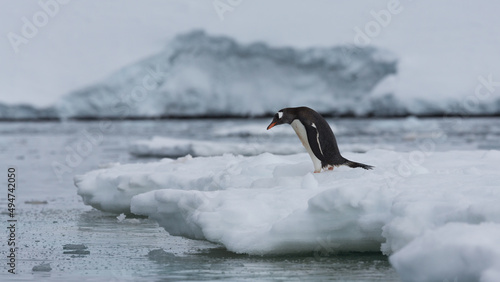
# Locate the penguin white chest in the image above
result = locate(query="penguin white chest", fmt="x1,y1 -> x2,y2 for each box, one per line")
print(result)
291,120 -> 323,172
291,120 -> 309,147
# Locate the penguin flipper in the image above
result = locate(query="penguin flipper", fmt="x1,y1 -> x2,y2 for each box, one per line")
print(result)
343,160 -> 374,170
305,124 -> 328,167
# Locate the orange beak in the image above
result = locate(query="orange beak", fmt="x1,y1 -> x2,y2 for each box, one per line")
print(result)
267,122 -> 277,130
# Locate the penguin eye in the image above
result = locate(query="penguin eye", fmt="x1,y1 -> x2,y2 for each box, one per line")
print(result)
278,111 -> 283,119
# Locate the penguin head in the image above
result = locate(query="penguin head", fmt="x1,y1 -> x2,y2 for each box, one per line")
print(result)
267,108 -> 295,130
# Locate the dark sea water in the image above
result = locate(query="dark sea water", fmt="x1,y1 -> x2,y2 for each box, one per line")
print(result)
1,117 -> 499,281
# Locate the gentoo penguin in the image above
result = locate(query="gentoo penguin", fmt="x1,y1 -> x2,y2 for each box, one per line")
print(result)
267,107 -> 373,173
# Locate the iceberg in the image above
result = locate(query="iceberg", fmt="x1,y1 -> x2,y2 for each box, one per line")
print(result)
0,103 -> 57,120
74,149 -> 500,280
5,29 -> 500,119
74,149 -> 500,279
57,30 -> 398,118
53,30 -> 500,118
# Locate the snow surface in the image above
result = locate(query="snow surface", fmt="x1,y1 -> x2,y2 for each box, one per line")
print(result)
390,223 -> 500,282
75,149 -> 500,280
129,136 -> 304,157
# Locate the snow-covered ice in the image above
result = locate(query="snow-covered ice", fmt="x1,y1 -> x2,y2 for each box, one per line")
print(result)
127,119 -> 392,158
390,222 -> 500,282
74,148 -> 500,280
129,137 -> 304,157
128,136 -> 389,158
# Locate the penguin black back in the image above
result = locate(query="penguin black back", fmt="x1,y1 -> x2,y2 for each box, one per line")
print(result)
297,107 -> 344,166
267,107 -> 373,172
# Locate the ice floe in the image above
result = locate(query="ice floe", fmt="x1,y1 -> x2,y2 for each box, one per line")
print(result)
390,222 -> 500,282
74,149 -> 500,280
128,137 -> 304,158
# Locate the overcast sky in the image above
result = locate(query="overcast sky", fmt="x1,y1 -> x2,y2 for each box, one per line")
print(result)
1,0 -> 499,107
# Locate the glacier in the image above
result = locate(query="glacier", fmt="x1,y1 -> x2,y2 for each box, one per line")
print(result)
3,30 -> 500,119
57,30 -> 399,118
0,103 -> 57,120
74,149 -> 500,281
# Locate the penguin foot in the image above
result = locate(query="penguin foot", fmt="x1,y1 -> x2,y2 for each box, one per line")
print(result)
328,166 -> 334,171
314,170 -> 321,173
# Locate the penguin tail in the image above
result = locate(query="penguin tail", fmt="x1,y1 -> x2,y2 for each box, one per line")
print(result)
343,160 -> 374,170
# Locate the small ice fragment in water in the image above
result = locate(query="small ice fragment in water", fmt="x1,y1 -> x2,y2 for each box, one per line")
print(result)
32,263 -> 51,272
25,200 -> 48,205
117,213 -> 126,222
64,250 -> 90,255
147,249 -> 175,263
63,244 -> 87,250
63,244 -> 90,255
117,213 -> 141,224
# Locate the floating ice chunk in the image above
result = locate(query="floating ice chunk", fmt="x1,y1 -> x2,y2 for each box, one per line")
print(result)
32,263 -> 52,272
63,244 -> 88,250
117,213 -> 126,222
213,123 -> 298,137
129,137 -> 304,158
147,249 -> 176,263
63,244 -> 90,255
381,153 -> 500,255
75,148 -> 500,265
75,153 -> 296,214
390,223 -> 500,282
116,213 -> 142,224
